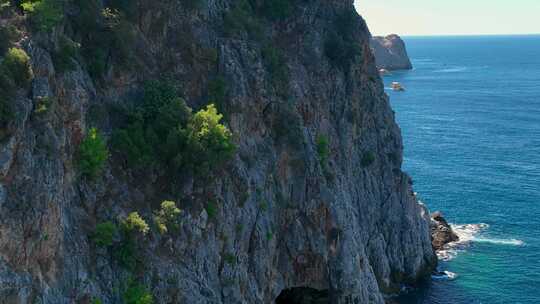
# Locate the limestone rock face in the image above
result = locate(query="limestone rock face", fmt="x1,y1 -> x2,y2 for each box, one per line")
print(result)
0,1 -> 435,303
370,34 -> 413,70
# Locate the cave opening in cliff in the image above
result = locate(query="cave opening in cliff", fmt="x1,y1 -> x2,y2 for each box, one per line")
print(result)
275,287 -> 329,304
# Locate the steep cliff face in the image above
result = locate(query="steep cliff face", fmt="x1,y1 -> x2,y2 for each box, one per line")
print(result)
0,1 -> 435,303
370,34 -> 413,70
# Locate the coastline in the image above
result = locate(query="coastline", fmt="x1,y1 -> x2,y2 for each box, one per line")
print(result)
383,35 -> 539,303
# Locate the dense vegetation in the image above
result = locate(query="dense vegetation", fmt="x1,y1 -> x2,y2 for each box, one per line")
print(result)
20,0 -> 63,32
78,128 -> 109,178
91,221 -> 116,247
112,81 -> 235,178
123,279 -> 154,304
0,47 -> 32,139
2,47 -> 32,87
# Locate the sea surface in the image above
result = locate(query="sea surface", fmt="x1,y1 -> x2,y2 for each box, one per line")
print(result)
385,35 -> 540,304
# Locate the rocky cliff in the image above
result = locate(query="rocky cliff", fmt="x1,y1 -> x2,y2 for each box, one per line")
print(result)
0,0 -> 435,303
370,34 -> 413,70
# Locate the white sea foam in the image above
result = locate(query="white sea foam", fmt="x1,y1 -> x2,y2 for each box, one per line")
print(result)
437,223 -> 524,261
431,270 -> 458,281
434,67 -> 468,73
452,223 -> 489,242
474,238 -> 524,246
413,58 -> 435,63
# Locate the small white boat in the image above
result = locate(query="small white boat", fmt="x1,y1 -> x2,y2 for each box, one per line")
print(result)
391,82 -> 405,91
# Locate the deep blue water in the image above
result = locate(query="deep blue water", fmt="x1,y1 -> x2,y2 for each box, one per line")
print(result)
386,35 -> 540,304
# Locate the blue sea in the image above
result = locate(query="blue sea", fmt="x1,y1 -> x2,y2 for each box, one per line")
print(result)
385,35 -> 540,304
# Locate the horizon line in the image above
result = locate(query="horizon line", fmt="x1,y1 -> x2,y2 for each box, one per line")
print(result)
371,33 -> 540,37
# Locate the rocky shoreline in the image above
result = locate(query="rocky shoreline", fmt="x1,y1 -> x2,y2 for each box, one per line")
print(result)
430,211 -> 460,251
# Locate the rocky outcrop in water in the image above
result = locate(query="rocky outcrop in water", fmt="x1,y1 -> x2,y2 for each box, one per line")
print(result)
431,212 -> 459,251
0,1 -> 436,303
370,34 -> 413,70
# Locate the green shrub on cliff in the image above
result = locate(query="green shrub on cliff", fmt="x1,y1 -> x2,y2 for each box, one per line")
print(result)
91,221 -> 116,247
114,237 -> 137,270
154,201 -> 182,234
0,47 -> 32,137
205,200 -> 217,219
122,212 -> 149,235
316,135 -> 330,164
2,48 -> 32,87
78,128 -> 109,178
113,81 -> 235,178
186,104 -> 236,175
123,279 -> 154,304
112,83 -> 191,169
21,0 -> 63,32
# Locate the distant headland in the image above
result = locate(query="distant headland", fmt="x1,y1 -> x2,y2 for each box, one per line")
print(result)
370,34 -> 413,71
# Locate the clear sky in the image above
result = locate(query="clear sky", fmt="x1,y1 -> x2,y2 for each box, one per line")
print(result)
354,0 -> 540,36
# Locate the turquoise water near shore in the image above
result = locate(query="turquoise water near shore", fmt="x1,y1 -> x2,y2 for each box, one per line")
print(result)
386,35 -> 540,304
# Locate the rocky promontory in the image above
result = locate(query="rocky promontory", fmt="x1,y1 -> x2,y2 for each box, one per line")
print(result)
431,212 -> 459,251
370,34 -> 413,70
